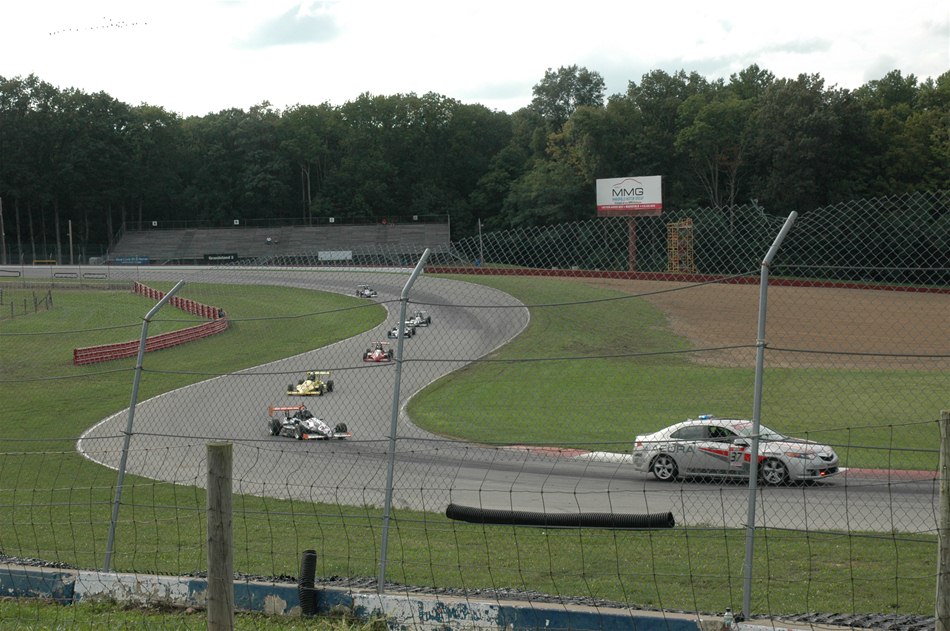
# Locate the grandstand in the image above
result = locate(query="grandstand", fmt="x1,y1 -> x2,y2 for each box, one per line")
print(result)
106,221 -> 454,266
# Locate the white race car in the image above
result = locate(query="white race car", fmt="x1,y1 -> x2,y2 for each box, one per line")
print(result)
268,405 -> 351,440
356,284 -> 377,298
387,324 -> 415,339
632,416 -> 840,485
408,310 -> 432,327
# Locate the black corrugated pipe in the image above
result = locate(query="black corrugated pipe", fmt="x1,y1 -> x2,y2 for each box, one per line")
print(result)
298,549 -> 317,616
445,504 -> 675,529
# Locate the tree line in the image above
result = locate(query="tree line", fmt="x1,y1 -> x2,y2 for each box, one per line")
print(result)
0,64 -> 947,262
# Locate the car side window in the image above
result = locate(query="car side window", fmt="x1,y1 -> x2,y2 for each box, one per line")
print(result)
670,426 -> 705,440
708,426 -> 738,441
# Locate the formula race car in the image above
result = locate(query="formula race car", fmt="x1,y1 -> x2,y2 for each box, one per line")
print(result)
356,284 -> 378,298
363,341 -> 394,362
267,405 -> 351,440
287,371 -> 334,396
387,323 -> 415,339
408,310 -> 432,327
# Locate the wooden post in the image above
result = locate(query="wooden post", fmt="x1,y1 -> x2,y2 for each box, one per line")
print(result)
938,410 -> 949,631
207,442 -> 234,630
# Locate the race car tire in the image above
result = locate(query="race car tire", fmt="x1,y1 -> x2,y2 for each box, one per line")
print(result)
294,425 -> 304,440
270,419 -> 281,436
287,384 -> 293,392
650,454 -> 678,481
327,380 -> 334,392
387,350 -> 394,359
334,422 -> 348,434
759,458 -> 789,486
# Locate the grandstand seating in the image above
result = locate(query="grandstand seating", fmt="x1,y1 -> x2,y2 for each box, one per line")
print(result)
108,222 -> 452,265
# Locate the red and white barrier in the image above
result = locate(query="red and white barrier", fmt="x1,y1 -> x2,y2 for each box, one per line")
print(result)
73,284 -> 229,365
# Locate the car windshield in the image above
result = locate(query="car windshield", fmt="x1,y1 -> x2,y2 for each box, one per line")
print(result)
734,423 -> 787,441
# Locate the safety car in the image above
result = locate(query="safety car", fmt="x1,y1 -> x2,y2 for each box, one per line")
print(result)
631,415 -> 840,485
287,371 -> 334,396
267,405 -> 351,440
363,341 -> 394,362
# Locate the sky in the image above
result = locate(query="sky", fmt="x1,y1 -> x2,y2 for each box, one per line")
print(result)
2,1 -> 948,117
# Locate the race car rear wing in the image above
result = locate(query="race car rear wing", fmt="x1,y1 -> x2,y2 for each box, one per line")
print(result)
268,405 -> 306,415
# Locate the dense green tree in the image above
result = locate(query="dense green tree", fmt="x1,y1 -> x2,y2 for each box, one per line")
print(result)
675,94 -> 754,209
621,70 -> 712,205
745,74 -> 847,213
530,65 -> 606,130
854,71 -> 950,194
279,102 -> 345,222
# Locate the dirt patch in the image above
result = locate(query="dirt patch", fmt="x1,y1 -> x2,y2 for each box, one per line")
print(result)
573,278 -> 950,370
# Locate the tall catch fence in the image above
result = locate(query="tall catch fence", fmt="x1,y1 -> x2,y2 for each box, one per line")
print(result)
0,191 -> 947,629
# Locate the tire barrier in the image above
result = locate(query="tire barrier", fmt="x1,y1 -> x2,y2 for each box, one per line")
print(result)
298,549 -> 317,617
72,282 -> 229,365
445,503 -> 676,529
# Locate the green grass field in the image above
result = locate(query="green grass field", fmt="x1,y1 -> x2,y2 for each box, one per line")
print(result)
0,275 -> 941,617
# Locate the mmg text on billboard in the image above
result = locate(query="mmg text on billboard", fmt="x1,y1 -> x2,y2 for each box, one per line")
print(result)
596,176 -> 663,216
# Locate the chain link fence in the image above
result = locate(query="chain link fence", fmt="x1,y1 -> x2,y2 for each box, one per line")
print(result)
0,190 -> 947,626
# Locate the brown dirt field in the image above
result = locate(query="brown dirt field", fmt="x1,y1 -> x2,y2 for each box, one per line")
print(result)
574,278 -> 950,371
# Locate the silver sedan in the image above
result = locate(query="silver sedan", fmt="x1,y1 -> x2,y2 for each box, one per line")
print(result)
632,416 -> 840,485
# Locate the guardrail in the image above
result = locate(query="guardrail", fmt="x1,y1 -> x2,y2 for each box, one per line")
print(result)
73,283 -> 228,365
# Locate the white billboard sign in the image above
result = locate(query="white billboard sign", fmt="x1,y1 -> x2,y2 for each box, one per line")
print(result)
596,176 -> 663,216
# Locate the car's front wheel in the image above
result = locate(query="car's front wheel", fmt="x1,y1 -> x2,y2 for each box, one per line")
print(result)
650,454 -> 678,481
326,380 -> 334,392
759,458 -> 789,485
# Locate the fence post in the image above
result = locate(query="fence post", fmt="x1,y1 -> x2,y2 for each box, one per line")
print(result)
207,442 -> 234,631
742,211 -> 797,620
378,248 -> 431,595
103,279 -> 186,571
938,410 -> 949,631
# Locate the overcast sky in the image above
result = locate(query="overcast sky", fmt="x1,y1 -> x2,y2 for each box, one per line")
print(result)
3,1 -> 948,117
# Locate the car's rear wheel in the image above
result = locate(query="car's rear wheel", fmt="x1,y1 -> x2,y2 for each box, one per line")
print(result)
294,425 -> 304,440
650,454 -> 678,481
270,419 -> 281,436
759,458 -> 789,485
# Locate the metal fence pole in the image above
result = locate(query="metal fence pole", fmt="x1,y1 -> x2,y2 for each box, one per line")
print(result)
103,280 -> 185,572
741,213 -> 796,619
378,249 -> 431,594
938,410 -> 949,631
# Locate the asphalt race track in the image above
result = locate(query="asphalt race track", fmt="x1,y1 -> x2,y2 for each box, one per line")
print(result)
12,264 -> 940,534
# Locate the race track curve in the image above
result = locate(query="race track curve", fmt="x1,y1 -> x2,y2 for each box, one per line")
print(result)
12,264 -> 938,534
